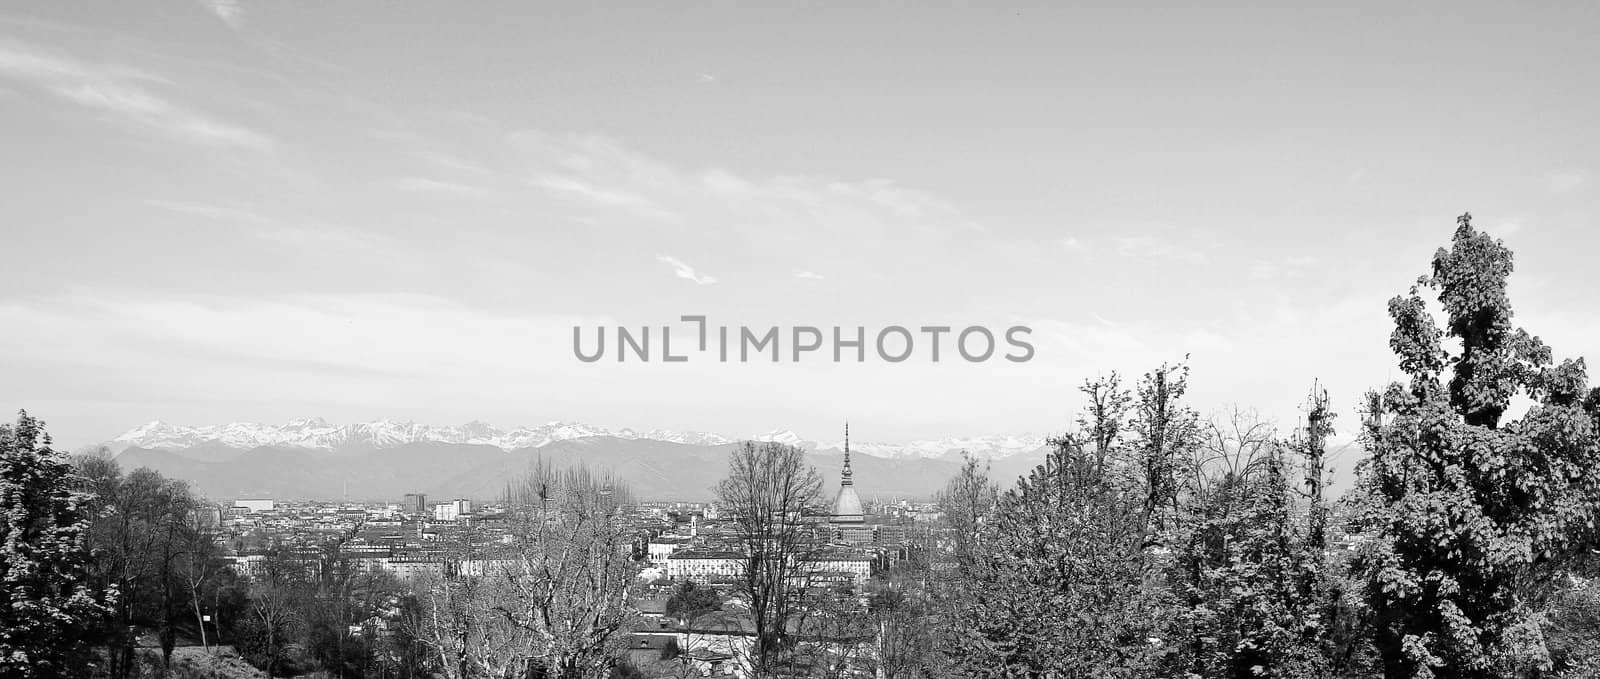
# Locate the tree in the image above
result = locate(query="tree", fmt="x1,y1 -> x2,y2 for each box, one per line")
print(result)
664,581 -> 721,625
1355,214 -> 1600,678
714,441 -> 824,675
935,453 -> 997,584
944,376 -> 1176,678
239,547 -> 311,677
0,411 -> 105,677
866,558 -> 938,679
1132,361 -> 1202,547
1172,411 -> 1329,678
72,457 -> 214,679
410,459 -> 640,679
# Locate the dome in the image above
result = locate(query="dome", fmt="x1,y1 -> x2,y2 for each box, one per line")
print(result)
831,422 -> 865,524
832,486 -> 864,523
832,487 -> 864,522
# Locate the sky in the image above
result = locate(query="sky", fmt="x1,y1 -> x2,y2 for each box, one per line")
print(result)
2,1 -> 1598,468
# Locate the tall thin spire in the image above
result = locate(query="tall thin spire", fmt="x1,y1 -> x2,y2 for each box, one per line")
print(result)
841,421 -> 853,486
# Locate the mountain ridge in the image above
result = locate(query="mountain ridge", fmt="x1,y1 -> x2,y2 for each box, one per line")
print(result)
106,418 -> 1050,461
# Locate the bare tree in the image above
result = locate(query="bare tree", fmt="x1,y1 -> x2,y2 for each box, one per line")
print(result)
1186,406 -> 1279,513
180,503 -> 221,652
411,459 -> 639,679
715,441 -> 823,676
414,570 -> 537,679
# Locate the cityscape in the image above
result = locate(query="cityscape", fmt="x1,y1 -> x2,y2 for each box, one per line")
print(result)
4,2 -> 1600,679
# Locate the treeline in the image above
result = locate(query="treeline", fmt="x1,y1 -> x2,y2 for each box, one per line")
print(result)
0,418 -> 647,679
867,215 -> 1600,678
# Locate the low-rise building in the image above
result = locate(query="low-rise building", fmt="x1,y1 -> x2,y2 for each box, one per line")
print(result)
667,549 -> 744,581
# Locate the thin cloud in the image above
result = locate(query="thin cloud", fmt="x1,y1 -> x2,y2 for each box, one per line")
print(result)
794,270 -> 824,281
509,130 -> 960,241
529,174 -> 677,221
656,255 -> 717,285
199,0 -> 245,30
391,177 -> 496,199
1248,255 -> 1318,281
1114,235 -> 1206,264
0,40 -> 273,151
1548,172 -> 1586,194
144,198 -> 273,226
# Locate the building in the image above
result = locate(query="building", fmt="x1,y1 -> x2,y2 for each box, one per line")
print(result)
433,498 -> 471,521
384,558 -> 446,580
667,549 -> 745,580
831,424 -> 864,526
648,537 -> 690,565
805,549 -> 875,588
402,493 -> 427,516
233,498 -> 275,513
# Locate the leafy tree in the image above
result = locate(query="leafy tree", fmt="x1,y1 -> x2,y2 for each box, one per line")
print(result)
1173,423 -> 1328,678
934,453 -> 997,586
945,376 -> 1177,678
1543,566 -> 1600,678
1133,361 -> 1202,547
0,411 -> 104,677
664,580 -> 720,624
72,456 -> 216,678
1354,214 -> 1600,678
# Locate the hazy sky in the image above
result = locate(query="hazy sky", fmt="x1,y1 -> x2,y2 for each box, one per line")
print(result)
3,2 -> 1597,461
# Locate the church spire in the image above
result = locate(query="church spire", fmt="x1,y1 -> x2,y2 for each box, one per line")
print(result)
841,421 -> 853,486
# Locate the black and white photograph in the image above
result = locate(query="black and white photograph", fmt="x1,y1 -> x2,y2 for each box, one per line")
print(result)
3,2 -> 1599,678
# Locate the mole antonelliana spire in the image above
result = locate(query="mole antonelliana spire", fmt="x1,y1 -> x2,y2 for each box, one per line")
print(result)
841,421 -> 852,485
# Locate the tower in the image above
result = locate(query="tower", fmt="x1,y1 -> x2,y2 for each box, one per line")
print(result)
831,422 -> 864,525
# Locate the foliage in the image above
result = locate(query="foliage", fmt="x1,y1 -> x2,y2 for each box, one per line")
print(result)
944,376 -> 1178,678
664,580 -> 720,624
0,411 -> 106,677
1353,213 -> 1600,679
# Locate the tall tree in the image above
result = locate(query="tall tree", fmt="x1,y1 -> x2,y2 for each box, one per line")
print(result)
934,453 -> 997,584
73,459 -> 207,679
410,459 -> 639,679
0,411 -> 104,677
945,376 -> 1176,678
1356,214 -> 1600,678
1133,361 -> 1202,547
715,441 -> 823,675
504,460 -> 639,678
1173,411 -> 1329,678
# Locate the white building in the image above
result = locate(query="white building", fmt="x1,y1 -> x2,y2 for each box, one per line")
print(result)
805,551 -> 874,588
648,538 -> 690,565
232,498 -> 275,513
667,550 -> 745,580
433,498 -> 472,521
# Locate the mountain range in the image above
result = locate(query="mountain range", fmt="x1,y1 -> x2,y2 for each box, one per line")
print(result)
106,419 -> 1048,460
100,419 -> 1055,503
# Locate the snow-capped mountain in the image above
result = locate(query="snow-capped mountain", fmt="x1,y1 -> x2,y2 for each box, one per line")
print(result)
108,419 -> 732,454
831,434 -> 1049,460
106,419 -> 1043,460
